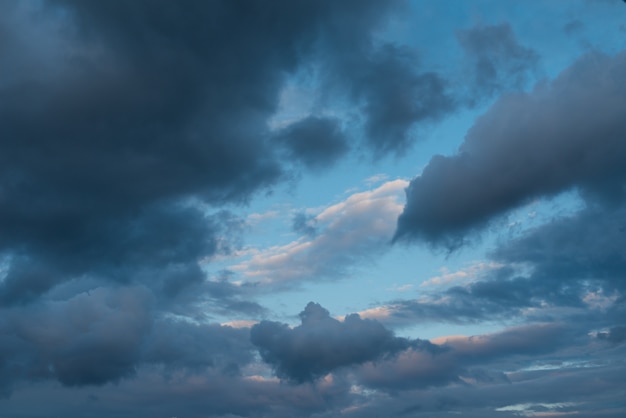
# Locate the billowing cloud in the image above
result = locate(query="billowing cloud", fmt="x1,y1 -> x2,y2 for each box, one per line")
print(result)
395,51 -> 626,247
0,285 -> 257,396
0,0 -> 409,304
251,302 -> 432,383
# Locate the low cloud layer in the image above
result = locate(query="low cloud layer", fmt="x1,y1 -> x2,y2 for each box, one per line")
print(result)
0,285 -> 255,396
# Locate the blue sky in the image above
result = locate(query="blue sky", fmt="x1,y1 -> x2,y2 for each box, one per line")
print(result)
1,1 -> 626,417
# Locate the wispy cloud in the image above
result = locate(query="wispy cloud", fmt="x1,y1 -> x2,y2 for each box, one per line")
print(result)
232,180 -> 408,286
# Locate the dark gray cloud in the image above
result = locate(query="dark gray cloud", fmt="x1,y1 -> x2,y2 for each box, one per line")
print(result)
385,204 -> 626,326
251,302 -> 433,383
274,116 -> 349,171
0,366 -> 354,418
0,205 -> 235,306
0,285 -> 257,396
332,44 -> 455,155
0,287 -> 152,392
143,320 -> 254,376
0,0 -> 407,304
336,357 -> 626,418
395,51 -> 626,247
1,0 -> 429,398
457,23 -> 539,100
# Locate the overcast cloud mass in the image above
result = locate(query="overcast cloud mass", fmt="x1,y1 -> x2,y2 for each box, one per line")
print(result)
1,1 -> 626,417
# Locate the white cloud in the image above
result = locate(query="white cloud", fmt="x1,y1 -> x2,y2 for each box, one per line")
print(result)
420,261 -> 503,288
231,180 -> 408,286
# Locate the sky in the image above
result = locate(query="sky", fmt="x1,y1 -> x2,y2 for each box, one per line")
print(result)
1,0 -> 626,417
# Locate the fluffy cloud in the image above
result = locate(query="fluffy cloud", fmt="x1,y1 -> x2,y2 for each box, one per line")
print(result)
251,302 -> 432,383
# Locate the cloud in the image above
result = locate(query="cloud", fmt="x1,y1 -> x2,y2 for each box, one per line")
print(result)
0,286 -> 153,392
0,205 -> 236,306
330,44 -> 455,155
0,367 -> 354,418
233,179 -> 407,285
491,204 -> 626,293
0,0 -> 414,395
337,358 -> 626,418
457,23 -> 539,100
0,284 -> 259,395
250,302 -> 431,383
0,0 -> 407,303
394,51 -> 626,247
291,212 -> 318,237
273,116 -> 349,171
420,262 -> 503,288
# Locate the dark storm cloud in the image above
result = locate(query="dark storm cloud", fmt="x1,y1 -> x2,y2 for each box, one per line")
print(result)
457,23 -> 539,100
395,50 -> 626,247
274,116 -> 349,171
251,302 -> 434,383
0,0 -> 405,302
0,205 -> 231,305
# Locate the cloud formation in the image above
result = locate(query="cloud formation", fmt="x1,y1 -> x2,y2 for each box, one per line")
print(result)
234,180 -> 407,285
251,302 -> 430,383
2,1 -> 626,417
0,285 -> 257,396
273,116 -> 349,171
395,51 -> 626,247
457,23 -> 539,100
